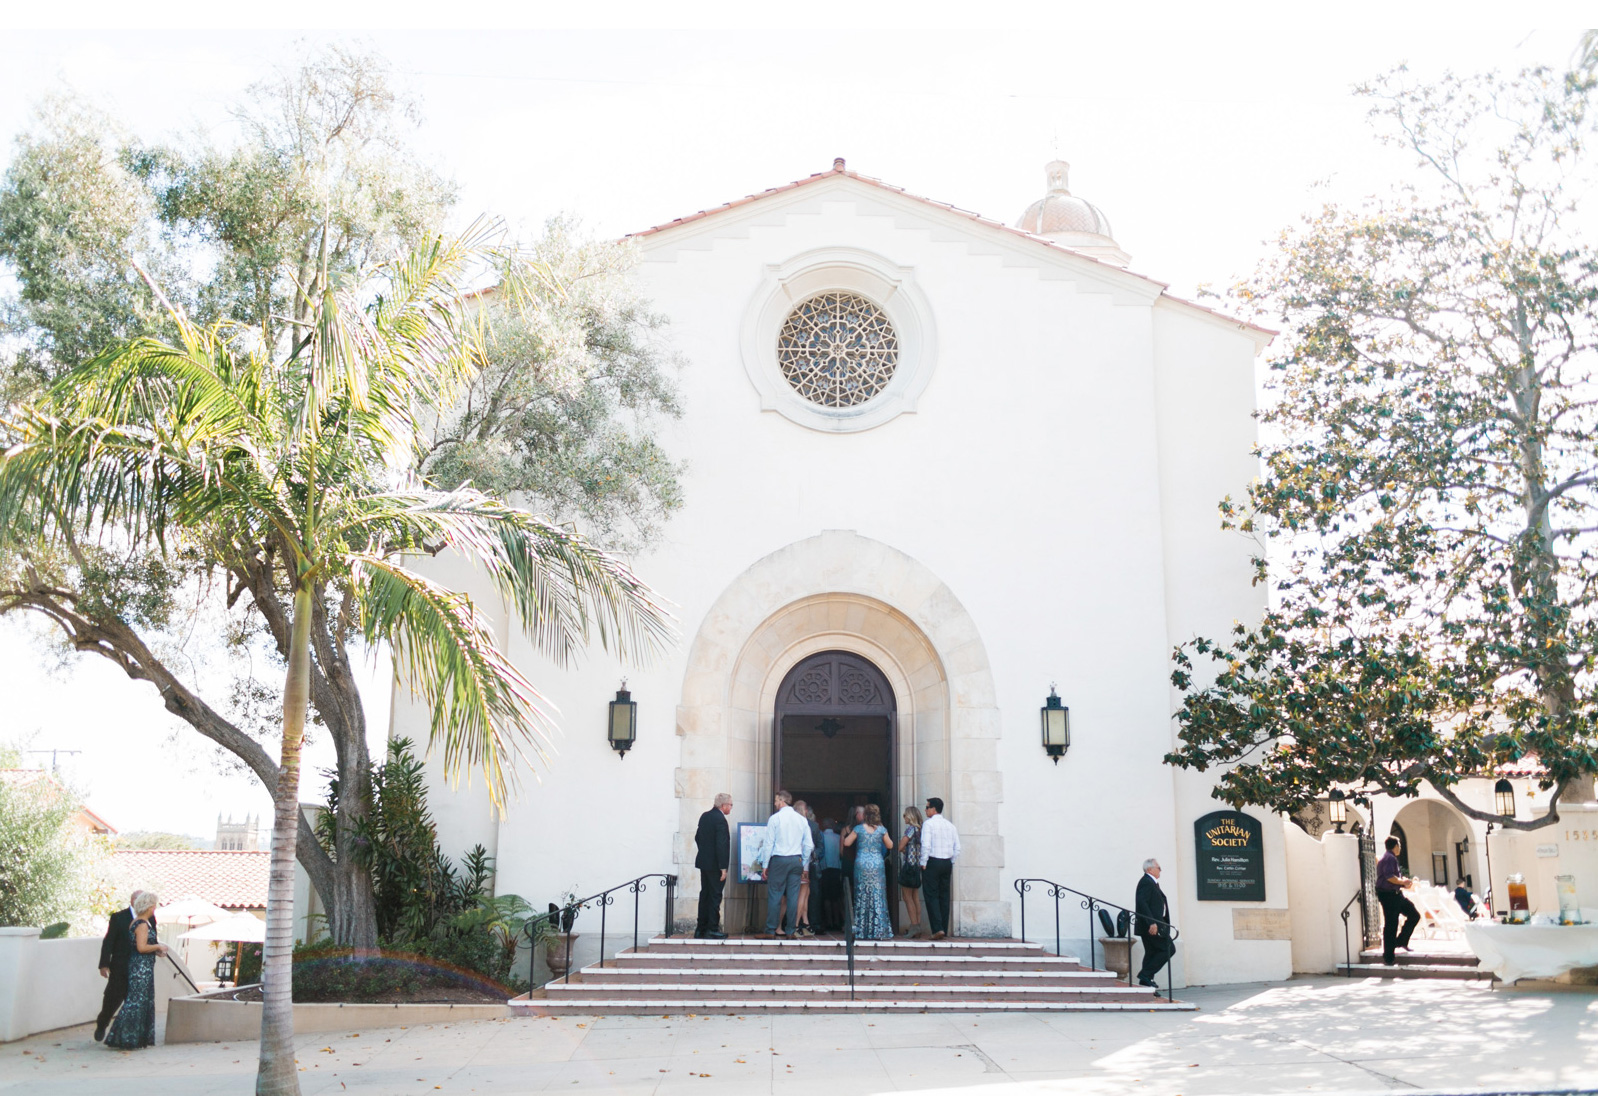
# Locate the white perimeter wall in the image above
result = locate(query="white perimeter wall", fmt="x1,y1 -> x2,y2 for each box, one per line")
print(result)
0,928 -> 197,1042
1284,828 -> 1362,973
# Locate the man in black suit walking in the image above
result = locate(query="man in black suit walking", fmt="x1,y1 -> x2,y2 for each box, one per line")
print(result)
694,793 -> 732,939
1135,858 -> 1174,990
95,889 -> 154,1042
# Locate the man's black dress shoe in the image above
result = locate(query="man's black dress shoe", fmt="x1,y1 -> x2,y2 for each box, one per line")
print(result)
93,1024 -> 106,1042
703,929 -> 727,939
1138,977 -> 1158,988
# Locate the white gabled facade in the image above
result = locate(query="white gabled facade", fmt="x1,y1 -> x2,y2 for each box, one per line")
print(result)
391,160 -> 1290,986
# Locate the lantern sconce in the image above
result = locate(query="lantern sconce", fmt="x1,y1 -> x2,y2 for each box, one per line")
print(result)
1040,685 -> 1070,764
608,681 -> 638,759
1328,788 -> 1348,834
1494,778 -> 1516,819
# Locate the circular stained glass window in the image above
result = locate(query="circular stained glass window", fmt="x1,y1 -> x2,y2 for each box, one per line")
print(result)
776,292 -> 899,408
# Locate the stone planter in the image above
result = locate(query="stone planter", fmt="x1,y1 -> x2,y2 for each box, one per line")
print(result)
165,989 -> 510,1043
1097,937 -> 1132,980
544,934 -> 581,980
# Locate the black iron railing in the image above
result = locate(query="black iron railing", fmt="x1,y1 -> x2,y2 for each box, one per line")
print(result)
162,952 -> 203,995
1340,887 -> 1363,976
522,872 -> 678,984
1013,877 -> 1179,1001
841,874 -> 857,1002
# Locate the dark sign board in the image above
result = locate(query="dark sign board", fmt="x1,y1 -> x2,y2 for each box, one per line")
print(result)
1194,811 -> 1265,901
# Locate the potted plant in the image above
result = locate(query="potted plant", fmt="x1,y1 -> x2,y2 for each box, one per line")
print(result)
538,889 -> 582,980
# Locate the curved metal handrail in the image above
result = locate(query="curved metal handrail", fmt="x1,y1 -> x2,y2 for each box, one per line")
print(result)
1013,876 -> 1180,1000
1339,886 -> 1364,976
521,872 -> 679,984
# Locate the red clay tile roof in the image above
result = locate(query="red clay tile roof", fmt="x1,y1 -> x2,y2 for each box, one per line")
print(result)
629,159 -> 1275,340
1495,758 -> 1548,778
110,850 -> 269,910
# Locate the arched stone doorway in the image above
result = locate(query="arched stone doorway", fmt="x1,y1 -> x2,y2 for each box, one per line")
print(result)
774,650 -> 897,857
673,531 -> 1007,936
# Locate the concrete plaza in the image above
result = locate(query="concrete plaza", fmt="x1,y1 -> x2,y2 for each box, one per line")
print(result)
3,976 -> 1597,1095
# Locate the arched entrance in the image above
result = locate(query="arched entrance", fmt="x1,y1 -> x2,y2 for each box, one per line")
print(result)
774,651 -> 897,841
1391,799 -> 1479,889
673,531 -> 1010,937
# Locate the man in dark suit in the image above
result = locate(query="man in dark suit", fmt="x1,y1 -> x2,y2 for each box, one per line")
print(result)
1134,858 -> 1174,990
95,889 -> 154,1042
694,793 -> 733,938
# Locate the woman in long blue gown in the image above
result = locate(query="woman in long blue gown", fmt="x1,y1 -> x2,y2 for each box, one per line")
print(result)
844,805 -> 895,940
105,892 -> 166,1050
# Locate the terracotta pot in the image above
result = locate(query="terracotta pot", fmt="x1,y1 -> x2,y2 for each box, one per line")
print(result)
544,934 -> 581,980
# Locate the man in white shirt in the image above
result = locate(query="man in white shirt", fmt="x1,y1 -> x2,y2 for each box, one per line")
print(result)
919,797 -> 961,939
757,789 -> 814,938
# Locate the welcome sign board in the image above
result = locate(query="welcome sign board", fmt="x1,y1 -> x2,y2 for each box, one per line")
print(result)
1194,811 -> 1265,901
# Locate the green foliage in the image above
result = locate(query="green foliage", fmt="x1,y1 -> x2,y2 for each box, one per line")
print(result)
1168,57 -> 1598,827
321,737 -> 530,988
284,939 -> 518,1001
0,42 -> 682,985
40,922 -> 69,939
0,773 -> 103,927
424,220 -> 684,548
0,95 -> 161,394
238,940 -> 263,986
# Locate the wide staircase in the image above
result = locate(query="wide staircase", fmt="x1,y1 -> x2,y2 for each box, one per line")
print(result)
521,934 -> 1193,1014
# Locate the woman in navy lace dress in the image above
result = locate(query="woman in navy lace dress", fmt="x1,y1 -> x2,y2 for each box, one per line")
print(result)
843,804 -> 895,940
105,891 -> 166,1049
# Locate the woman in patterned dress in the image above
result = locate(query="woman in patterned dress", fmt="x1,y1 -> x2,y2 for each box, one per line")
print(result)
104,891 -> 166,1049
898,806 -> 925,937
843,804 -> 895,940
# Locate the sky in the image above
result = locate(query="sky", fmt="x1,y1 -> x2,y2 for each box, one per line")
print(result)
0,9 -> 1594,837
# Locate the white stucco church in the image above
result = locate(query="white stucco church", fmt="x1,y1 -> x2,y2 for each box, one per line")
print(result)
389,157 -> 1302,987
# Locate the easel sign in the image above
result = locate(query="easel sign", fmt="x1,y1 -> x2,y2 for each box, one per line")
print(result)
735,822 -> 768,885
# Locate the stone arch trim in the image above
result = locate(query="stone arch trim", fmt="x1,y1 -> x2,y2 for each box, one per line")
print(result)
674,530 -> 1008,935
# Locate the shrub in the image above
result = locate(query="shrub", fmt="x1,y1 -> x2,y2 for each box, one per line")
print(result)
0,764 -> 104,929
283,941 -> 514,1002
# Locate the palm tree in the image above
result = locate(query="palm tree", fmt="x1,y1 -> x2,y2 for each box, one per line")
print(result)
0,223 -> 672,1095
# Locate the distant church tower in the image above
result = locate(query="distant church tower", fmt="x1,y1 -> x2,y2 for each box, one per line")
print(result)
215,813 -> 260,851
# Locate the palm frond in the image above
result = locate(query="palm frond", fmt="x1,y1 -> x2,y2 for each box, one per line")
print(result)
352,553 -> 554,806
330,487 -> 675,666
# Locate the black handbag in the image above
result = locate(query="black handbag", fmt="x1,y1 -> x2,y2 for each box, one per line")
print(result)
899,832 -> 924,887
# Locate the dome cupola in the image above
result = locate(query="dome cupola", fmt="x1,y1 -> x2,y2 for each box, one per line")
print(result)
1015,160 -> 1130,267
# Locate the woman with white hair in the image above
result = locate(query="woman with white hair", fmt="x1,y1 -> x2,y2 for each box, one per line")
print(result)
104,890 -> 167,1049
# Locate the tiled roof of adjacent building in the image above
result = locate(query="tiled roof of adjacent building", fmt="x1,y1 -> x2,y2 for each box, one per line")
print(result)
110,849 -> 269,910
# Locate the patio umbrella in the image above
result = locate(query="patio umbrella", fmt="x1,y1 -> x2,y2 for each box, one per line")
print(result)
157,895 -> 231,927
180,913 -> 265,987
179,913 -> 265,942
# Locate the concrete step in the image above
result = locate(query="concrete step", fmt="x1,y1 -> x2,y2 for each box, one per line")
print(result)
607,954 -> 1091,971
577,967 -> 1121,985
1357,948 -> 1479,968
530,933 -> 1178,1014
1338,962 -> 1495,981
516,996 -> 1195,1014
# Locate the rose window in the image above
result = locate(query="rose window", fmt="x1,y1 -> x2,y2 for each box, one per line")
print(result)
776,292 -> 899,407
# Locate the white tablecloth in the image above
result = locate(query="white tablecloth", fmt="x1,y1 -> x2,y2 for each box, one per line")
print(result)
1463,911 -> 1598,983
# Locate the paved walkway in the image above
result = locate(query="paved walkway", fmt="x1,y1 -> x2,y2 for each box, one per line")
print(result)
3,976 -> 1597,1095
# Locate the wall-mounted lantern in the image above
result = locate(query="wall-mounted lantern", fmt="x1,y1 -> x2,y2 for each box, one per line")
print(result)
1328,789 -> 1348,834
608,682 -> 638,759
1494,778 -> 1516,819
1040,685 -> 1070,764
